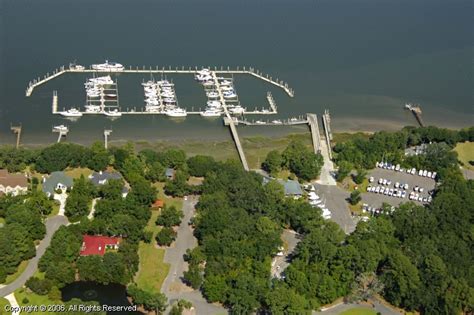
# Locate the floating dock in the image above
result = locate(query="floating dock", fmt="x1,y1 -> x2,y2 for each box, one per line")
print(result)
26,65 -> 294,98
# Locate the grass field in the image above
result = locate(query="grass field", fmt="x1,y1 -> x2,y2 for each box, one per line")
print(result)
15,288 -> 61,315
48,201 -> 60,217
153,182 -> 184,210
454,142 -> 474,170
0,297 -> 10,315
2,260 -> 28,285
339,308 -> 377,315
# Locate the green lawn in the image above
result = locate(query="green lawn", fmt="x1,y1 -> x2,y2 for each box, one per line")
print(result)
338,308 -> 377,315
135,241 -> 170,294
0,298 -> 10,315
153,182 -> 184,210
454,141 -> 474,170
135,209 -> 171,294
15,288 -> 61,315
2,260 -> 28,285
65,167 -> 93,179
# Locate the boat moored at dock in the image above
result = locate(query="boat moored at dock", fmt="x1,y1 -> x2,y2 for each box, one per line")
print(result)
91,60 -> 124,72
59,108 -> 83,117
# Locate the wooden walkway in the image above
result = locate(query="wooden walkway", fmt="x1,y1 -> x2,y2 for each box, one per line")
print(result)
321,111 -> 333,159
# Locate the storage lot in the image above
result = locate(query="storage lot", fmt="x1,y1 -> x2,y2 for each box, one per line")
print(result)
361,168 -> 437,209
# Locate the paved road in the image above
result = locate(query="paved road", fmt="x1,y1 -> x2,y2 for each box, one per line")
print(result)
313,184 -> 357,234
161,196 -> 227,315
0,215 -> 69,297
272,230 -> 300,279
315,298 -> 402,315
317,137 -> 337,186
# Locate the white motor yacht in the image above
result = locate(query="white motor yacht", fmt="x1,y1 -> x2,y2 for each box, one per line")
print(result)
207,100 -> 222,108
271,120 -> 283,124
219,80 -> 232,86
91,60 -> 124,72
165,108 -> 187,117
223,92 -> 237,99
255,120 -> 266,125
221,85 -> 234,91
200,109 -> 221,117
146,99 -> 160,106
103,109 -> 122,117
59,108 -> 83,117
53,125 -> 68,132
142,81 -> 157,87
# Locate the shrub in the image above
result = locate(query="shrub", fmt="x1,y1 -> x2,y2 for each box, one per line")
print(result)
156,227 -> 176,246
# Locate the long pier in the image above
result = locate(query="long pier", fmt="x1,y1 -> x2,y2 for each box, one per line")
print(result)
211,70 -> 250,171
307,114 -> 322,154
10,124 -> 22,149
26,65 -> 294,98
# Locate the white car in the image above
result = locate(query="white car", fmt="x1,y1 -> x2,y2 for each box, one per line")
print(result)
418,170 -> 424,176
423,170 -> 428,177
378,178 -> 383,184
419,187 -> 424,193
427,171 -> 432,178
402,191 -> 407,198
411,168 -> 416,175
395,182 -> 400,188
432,172 -> 437,179
404,183 -> 409,190
383,179 -> 387,185
369,176 -> 375,183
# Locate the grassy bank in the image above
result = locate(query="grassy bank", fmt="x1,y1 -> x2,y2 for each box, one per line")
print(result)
15,288 -> 60,315
2,260 -> 28,285
0,297 -> 10,315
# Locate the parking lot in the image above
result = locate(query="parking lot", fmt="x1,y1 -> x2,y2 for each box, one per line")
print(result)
361,167 -> 437,210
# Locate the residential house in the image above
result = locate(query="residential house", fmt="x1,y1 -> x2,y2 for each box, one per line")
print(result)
152,199 -> 164,209
89,170 -> 129,197
42,171 -> 73,197
79,235 -> 121,256
0,169 -> 28,196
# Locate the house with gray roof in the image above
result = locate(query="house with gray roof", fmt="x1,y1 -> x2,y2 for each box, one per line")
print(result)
165,168 -> 175,180
277,179 -> 303,198
89,171 -> 129,197
42,171 -> 73,197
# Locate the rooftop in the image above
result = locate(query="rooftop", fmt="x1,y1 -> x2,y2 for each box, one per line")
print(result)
42,171 -> 73,195
79,235 -> 121,256
0,169 -> 28,188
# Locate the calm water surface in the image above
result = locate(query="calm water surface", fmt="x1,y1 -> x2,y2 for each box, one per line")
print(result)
0,0 -> 472,145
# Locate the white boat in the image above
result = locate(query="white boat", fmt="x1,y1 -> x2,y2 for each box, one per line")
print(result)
200,109 -> 221,117
53,125 -> 68,132
91,60 -> 124,72
104,93 -> 117,98
207,100 -> 222,108
165,108 -> 187,117
255,120 -> 266,125
142,81 -> 157,87
221,85 -> 233,91
59,108 -> 83,117
223,92 -> 237,99
103,109 -> 122,117
163,98 -> 176,104
206,91 -> 219,98
271,120 -> 283,124
219,79 -> 232,86
202,81 -> 215,87
146,99 -> 160,106
160,92 -> 175,98
87,76 -> 114,85
69,63 -> 85,71
85,105 -> 101,113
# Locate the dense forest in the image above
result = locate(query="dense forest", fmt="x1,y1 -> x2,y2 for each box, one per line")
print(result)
0,126 -> 472,314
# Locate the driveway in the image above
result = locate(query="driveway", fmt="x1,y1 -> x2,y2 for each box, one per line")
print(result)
161,196 -> 227,315
0,215 -> 69,297
53,192 -> 67,216
314,298 -> 402,315
317,137 -> 337,186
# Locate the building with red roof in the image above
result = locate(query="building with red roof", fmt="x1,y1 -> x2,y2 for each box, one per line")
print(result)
80,235 -> 121,256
